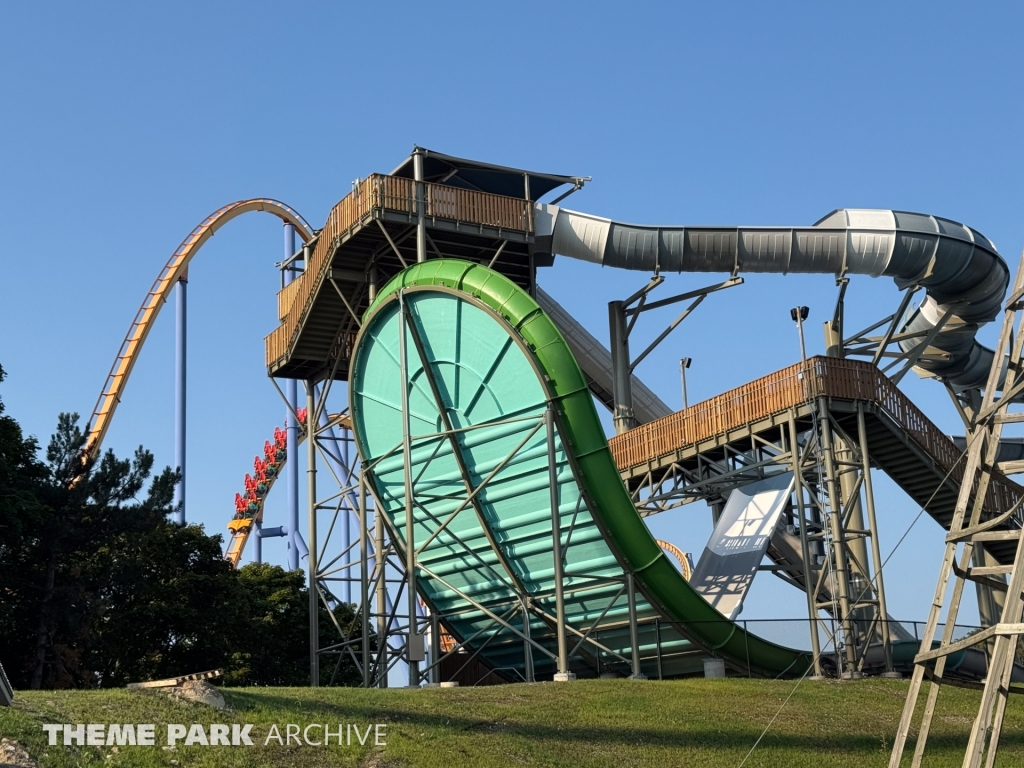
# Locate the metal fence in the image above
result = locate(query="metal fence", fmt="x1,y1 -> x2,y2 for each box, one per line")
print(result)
624,617 -> 993,680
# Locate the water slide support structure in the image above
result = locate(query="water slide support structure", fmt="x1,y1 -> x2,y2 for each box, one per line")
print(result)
272,162 -> 1016,690
605,270 -> 894,673
789,413 -> 824,678
607,274 -> 743,435
333,260 -> 820,690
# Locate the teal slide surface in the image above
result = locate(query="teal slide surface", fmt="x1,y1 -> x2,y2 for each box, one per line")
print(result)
349,259 -> 809,679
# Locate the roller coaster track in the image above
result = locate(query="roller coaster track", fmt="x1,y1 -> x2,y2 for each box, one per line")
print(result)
225,411 -> 352,566
83,199 -> 313,460
657,539 -> 694,581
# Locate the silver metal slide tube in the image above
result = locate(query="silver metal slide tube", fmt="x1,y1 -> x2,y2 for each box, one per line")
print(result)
535,205 -> 1009,390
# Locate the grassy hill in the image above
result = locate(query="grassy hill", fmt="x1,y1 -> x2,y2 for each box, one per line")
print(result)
1,678 -> 1022,767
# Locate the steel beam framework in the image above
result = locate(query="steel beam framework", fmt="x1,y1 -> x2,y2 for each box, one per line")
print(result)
277,271 -> 673,685
889,251 -> 1024,768
624,396 -> 896,678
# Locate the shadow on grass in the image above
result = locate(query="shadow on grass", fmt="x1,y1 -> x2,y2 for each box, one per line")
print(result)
224,690 -> 1024,756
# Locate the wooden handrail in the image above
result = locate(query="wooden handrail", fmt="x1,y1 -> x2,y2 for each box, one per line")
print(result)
608,356 -> 1023,516
277,274 -> 305,320
266,175 -> 533,368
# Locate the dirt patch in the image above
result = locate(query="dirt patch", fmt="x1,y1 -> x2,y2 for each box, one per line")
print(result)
361,751 -> 402,768
0,738 -> 37,768
163,680 -> 226,710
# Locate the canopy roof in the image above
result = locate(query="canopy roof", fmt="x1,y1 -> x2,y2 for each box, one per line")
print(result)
391,147 -> 587,201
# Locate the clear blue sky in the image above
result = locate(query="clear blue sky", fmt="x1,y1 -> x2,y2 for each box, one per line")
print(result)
4,1 -> 1024,630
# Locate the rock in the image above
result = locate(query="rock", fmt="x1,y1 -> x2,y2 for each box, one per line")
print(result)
165,680 -> 226,710
0,738 -> 37,768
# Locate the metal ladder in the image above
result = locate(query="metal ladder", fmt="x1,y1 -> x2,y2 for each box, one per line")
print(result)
890,250 -> 1024,768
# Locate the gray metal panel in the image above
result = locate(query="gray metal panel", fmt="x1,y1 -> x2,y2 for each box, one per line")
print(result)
689,473 -> 793,620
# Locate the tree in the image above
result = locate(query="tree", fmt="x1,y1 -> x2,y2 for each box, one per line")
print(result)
82,520 -> 244,687
0,406 -> 242,689
0,367 -> 367,690
227,562 -> 364,687
0,364 -> 47,685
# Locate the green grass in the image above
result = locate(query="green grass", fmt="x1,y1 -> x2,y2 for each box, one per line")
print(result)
1,678 -> 1022,767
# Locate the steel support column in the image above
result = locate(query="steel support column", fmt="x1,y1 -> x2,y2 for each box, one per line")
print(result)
857,404 -> 896,677
398,292 -> 420,686
626,572 -> 646,679
342,431 -> 352,605
429,610 -> 440,685
173,275 -> 187,526
413,148 -> 426,264
285,223 -> 300,571
359,472 -> 371,687
818,400 -> 860,677
609,300 -> 635,435
306,382 -> 319,686
374,506 -> 388,688
547,406 -> 574,681
788,412 -> 823,677
522,599 -> 535,683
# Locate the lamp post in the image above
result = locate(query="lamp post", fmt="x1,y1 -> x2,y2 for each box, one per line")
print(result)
680,357 -> 692,409
790,306 -> 809,364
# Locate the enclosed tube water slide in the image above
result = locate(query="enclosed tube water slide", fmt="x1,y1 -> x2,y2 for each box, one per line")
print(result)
350,260 -> 810,679
534,206 -> 1010,389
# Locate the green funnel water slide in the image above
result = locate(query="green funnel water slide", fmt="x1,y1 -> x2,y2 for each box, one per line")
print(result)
350,259 -> 809,679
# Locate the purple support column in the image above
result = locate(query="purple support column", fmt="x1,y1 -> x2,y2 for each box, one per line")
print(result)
284,223 -> 300,570
314,404 -> 352,603
173,274 -> 187,526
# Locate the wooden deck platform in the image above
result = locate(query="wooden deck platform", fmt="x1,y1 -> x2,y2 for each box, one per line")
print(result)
266,174 -> 536,381
609,356 -> 1024,564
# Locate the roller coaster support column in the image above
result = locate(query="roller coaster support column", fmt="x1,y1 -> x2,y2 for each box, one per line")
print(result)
414,147 -> 426,264
173,273 -> 187,526
306,381 -> 319,687
285,223 -> 300,571
547,406 -> 574,681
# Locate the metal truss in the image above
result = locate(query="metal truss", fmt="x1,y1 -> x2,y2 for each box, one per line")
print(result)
608,273 -> 743,434
890,251 -> 1024,768
625,398 -> 897,680
291,362 -> 650,687
827,278 -> 962,386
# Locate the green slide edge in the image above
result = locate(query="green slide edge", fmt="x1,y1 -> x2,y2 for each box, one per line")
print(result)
363,259 -> 811,677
